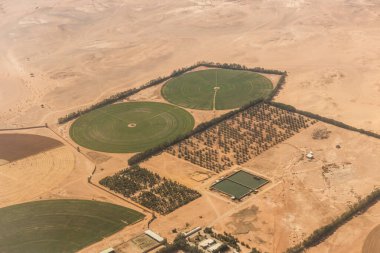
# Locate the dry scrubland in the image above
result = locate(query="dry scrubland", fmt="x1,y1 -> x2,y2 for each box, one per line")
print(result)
1,0 -> 380,252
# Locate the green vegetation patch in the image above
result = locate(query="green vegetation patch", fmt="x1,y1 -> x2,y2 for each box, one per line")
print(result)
161,69 -> 273,110
0,199 -> 144,253
228,170 -> 268,189
212,180 -> 251,200
211,170 -> 269,200
69,102 -> 194,153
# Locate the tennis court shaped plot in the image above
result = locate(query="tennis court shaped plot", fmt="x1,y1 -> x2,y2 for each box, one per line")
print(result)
211,170 -> 269,200
116,233 -> 161,253
161,68 -> 273,110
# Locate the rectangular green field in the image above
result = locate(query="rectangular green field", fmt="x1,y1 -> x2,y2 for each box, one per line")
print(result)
211,170 -> 269,200
212,179 -> 251,199
228,170 -> 269,190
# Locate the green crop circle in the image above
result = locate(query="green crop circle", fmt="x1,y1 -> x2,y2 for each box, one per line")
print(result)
162,69 -> 273,110
70,102 -> 194,153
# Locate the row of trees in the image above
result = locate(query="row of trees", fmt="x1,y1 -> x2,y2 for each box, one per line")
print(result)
157,234 -> 204,253
204,227 -> 241,251
286,188 -> 380,253
57,63 -> 198,124
268,101 -> 380,140
266,72 -> 287,101
58,62 -> 286,124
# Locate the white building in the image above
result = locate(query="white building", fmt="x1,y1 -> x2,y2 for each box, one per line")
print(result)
182,226 -> 201,237
144,230 -> 165,243
306,151 -> 314,160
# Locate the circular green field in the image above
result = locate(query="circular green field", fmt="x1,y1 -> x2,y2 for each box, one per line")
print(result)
70,102 -> 194,153
0,199 -> 144,253
162,69 -> 273,110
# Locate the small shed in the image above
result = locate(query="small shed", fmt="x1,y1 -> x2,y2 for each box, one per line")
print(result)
306,151 -> 314,160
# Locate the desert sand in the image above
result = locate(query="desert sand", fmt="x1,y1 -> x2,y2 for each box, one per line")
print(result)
1,0 -> 380,131
1,0 -> 380,252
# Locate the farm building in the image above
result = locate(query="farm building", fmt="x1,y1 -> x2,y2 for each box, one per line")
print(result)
182,226 -> 201,237
144,230 -> 165,243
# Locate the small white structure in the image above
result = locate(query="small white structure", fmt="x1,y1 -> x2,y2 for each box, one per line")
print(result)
207,242 -> 224,252
182,226 -> 201,237
199,238 -> 215,249
306,151 -> 314,160
99,248 -> 115,253
144,230 -> 165,243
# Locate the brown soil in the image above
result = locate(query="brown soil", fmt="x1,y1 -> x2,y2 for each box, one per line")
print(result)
142,153 -> 216,188
0,133 -> 63,162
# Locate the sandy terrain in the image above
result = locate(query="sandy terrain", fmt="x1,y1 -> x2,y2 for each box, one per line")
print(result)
0,144 -> 75,207
1,0 -> 380,132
